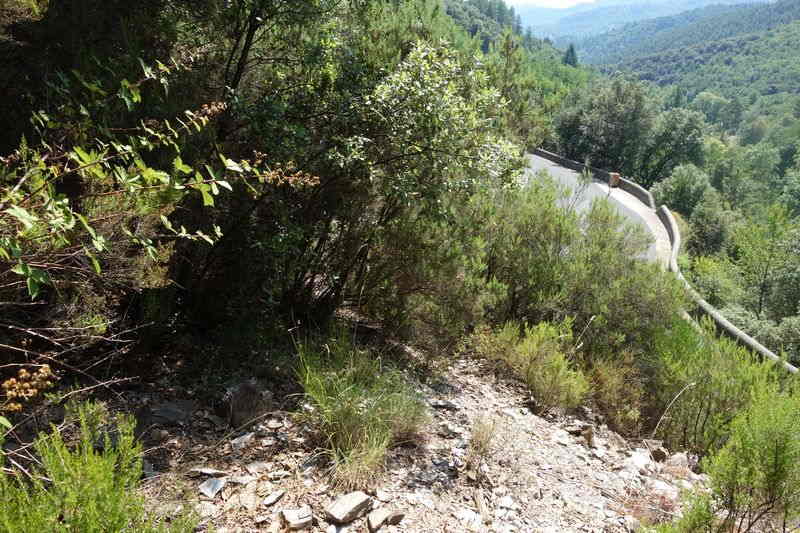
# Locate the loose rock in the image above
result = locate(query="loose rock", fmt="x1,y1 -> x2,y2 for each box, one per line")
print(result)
264,489 -> 286,507
282,506 -> 313,530
198,477 -> 227,499
367,507 -> 405,532
326,491 -> 373,524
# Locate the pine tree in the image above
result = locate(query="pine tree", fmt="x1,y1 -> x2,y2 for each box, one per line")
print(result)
562,44 -> 578,67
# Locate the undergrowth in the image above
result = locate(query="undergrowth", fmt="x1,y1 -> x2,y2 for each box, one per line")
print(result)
0,401 -> 195,532
296,332 -> 428,489
469,319 -> 589,412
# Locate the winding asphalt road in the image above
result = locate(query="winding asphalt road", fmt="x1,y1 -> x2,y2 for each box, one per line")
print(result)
525,153 -> 672,268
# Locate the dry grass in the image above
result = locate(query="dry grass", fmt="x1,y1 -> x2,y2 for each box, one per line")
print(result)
465,415 -> 497,482
296,333 -> 429,490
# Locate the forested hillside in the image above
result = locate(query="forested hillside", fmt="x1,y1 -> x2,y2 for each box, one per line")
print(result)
578,0 -> 800,65
3,1 -> 800,531
621,21 -> 800,104
517,0 -> 764,41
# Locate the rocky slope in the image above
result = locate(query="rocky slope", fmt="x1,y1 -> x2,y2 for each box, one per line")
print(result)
135,357 -> 706,532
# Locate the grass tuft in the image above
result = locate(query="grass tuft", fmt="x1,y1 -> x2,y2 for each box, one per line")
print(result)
296,332 -> 428,489
465,414 -> 497,482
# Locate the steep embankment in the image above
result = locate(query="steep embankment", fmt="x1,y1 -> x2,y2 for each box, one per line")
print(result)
139,358 -> 702,532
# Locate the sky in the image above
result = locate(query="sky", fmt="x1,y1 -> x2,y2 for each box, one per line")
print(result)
505,0 -> 597,8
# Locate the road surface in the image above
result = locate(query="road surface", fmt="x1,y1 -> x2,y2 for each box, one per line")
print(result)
525,153 -> 671,267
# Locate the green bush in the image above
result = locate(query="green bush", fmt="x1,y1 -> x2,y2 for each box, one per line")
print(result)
296,333 -> 428,488
473,176 -> 685,356
650,317 -> 781,455
0,402 -> 194,532
651,164 -> 711,217
591,353 -> 644,435
471,319 -> 589,412
686,255 -> 743,308
656,387 -> 800,532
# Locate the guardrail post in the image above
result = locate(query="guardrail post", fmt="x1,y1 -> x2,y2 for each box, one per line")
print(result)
609,172 -> 620,188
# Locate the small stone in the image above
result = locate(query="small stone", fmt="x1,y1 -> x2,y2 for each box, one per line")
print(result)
269,470 -> 291,480
237,481 -> 261,511
498,496 -> 517,510
367,507 -> 391,532
245,461 -> 271,474
665,452 -> 690,470
282,506 -> 313,530
430,398 -> 458,411
368,507 -> 405,532
326,491 -> 373,524
266,418 -> 283,430
417,495 -> 435,510
456,507 -> 481,525
624,515 -> 641,532
438,421 -> 462,438
231,432 -> 255,451
552,429 -> 572,446
263,490 -> 286,506
624,449 -> 652,474
563,421 -> 587,435
647,478 -> 679,501
142,460 -> 157,479
375,489 -> 392,503
150,428 -> 169,442
198,477 -> 227,499
195,501 -> 219,518
189,467 -> 228,477
151,400 -> 196,426
385,511 -> 404,526
229,475 -> 256,485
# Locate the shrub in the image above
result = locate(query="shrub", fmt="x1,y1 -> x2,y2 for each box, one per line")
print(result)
704,387 -> 800,531
471,319 -> 589,412
650,317 -> 780,456
473,176 -> 685,357
296,333 -> 428,488
657,387 -> 800,532
591,353 -> 644,435
686,255 -> 743,308
651,164 -> 711,217
0,402 -> 194,532
719,304 -> 783,351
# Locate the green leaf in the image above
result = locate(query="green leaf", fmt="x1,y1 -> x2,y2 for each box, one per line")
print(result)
86,250 -> 102,275
173,155 -> 192,175
196,184 -> 214,207
0,415 -> 11,430
73,146 -> 93,165
75,213 -> 98,239
224,159 -> 244,173
160,215 -> 175,233
6,205 -> 38,231
27,276 -> 40,299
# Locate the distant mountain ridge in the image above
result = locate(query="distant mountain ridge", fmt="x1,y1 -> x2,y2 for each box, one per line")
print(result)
576,0 -> 800,65
517,0 -> 767,39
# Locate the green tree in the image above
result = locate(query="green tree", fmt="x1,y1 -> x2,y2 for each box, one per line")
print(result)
555,76 -> 655,175
562,44 -> 578,67
732,203 -> 797,318
651,164 -> 711,216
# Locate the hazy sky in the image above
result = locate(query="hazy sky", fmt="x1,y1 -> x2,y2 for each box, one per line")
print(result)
506,0 -> 597,8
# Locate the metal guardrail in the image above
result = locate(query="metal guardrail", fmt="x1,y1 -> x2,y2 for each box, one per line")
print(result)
531,149 -> 798,374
